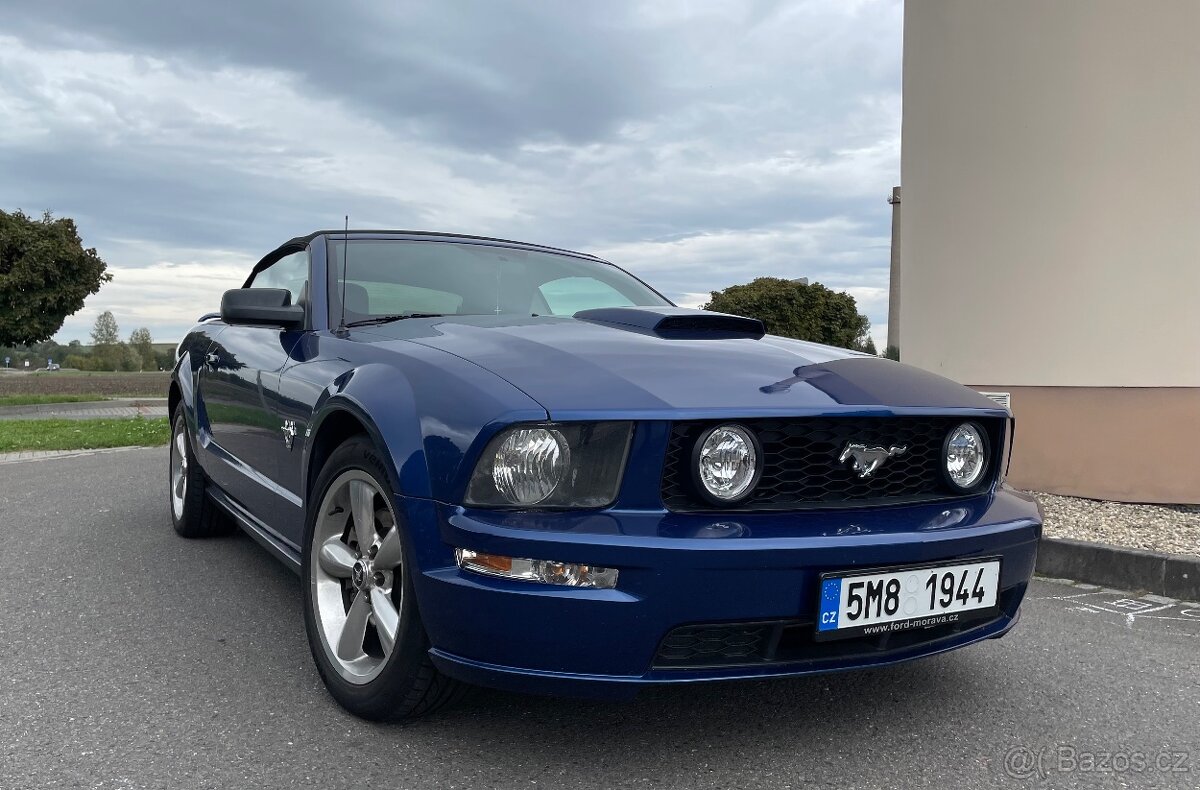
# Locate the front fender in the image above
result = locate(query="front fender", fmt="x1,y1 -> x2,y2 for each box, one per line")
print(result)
174,350 -> 194,412
302,355 -> 545,504
305,366 -> 420,498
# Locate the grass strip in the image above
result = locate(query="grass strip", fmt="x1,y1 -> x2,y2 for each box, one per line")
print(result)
0,394 -> 110,407
0,417 -> 170,452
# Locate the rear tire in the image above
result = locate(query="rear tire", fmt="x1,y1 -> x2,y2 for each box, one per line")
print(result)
169,404 -> 232,538
302,436 -> 466,720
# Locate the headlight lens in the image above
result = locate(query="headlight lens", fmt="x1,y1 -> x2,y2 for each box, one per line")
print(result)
465,422 -> 633,508
944,422 -> 988,489
491,427 -> 569,505
694,424 -> 760,503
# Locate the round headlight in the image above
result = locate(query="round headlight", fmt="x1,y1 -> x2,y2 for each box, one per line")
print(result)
693,424 -> 761,504
944,422 -> 988,490
492,427 -> 569,505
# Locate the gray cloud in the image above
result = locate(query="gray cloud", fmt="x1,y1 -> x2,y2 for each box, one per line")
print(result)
1,0 -> 671,148
0,1 -> 901,349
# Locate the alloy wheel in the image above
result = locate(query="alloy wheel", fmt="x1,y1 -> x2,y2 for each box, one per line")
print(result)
170,421 -> 188,519
310,470 -> 405,685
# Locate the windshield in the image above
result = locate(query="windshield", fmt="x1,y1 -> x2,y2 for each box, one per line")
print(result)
325,239 -> 670,325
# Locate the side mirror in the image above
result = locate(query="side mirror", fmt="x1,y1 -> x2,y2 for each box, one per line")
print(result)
220,288 -> 305,328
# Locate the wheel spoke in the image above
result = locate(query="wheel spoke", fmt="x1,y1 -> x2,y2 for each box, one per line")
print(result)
349,479 -> 377,550
374,525 -> 403,570
170,429 -> 188,515
336,592 -> 371,661
318,537 -> 357,578
370,588 -> 399,655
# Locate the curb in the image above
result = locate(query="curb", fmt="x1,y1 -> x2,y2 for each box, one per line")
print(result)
1036,537 -> 1200,601
0,445 -> 160,465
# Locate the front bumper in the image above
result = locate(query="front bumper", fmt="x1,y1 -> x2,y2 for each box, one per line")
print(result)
400,486 -> 1041,699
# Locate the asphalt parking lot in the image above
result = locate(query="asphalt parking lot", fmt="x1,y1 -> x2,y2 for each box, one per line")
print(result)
1,449 -> 1197,789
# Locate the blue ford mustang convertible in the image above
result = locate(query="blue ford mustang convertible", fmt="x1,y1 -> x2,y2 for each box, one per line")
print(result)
168,230 -> 1042,719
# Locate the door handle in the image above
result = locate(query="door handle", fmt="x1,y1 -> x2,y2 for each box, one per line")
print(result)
204,352 -> 220,369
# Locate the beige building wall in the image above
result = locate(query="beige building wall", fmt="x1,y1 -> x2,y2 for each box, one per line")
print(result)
900,0 -> 1200,503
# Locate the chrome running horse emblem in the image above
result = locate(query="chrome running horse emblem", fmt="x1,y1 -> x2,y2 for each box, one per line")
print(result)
839,442 -> 907,478
281,419 -> 298,450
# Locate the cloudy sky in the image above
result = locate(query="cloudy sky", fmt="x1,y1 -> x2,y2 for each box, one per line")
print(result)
0,0 -> 901,349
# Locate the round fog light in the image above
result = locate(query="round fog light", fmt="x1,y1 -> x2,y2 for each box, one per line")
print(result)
944,422 -> 988,490
693,424 -> 761,504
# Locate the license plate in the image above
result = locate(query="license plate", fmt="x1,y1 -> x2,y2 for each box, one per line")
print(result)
816,558 -> 1001,640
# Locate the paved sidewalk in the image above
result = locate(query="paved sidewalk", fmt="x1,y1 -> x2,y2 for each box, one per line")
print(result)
0,397 -> 168,421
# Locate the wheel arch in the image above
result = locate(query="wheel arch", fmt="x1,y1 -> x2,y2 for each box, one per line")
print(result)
303,396 -> 425,507
168,380 -> 182,422
169,349 -> 198,439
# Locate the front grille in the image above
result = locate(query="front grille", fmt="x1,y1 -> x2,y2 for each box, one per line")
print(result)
652,588 -> 1017,669
655,623 -> 772,665
661,416 -> 1002,512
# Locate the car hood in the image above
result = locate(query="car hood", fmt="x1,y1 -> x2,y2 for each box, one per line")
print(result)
355,314 -> 1003,419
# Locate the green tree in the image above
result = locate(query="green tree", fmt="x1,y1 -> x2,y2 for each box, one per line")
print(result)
703,277 -> 872,351
129,327 -> 153,371
90,310 -> 121,370
119,343 -> 142,372
0,209 -> 112,346
861,336 -> 878,356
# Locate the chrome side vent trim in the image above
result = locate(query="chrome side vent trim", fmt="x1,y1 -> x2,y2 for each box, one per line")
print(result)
979,391 -> 1011,410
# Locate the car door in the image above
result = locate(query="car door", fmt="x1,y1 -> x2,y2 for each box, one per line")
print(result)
195,248 -> 310,526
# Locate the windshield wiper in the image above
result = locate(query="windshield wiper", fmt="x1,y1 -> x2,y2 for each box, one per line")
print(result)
344,313 -> 446,328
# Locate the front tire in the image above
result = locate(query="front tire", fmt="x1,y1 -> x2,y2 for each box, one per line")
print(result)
169,405 -> 232,538
302,436 -> 464,720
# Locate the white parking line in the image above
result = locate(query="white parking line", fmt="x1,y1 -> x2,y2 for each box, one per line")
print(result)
1035,578 -> 1200,627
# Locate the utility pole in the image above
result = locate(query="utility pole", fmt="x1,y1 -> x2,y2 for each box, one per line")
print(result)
886,186 -> 901,354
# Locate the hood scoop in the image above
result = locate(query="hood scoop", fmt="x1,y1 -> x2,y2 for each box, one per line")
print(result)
574,307 -> 766,340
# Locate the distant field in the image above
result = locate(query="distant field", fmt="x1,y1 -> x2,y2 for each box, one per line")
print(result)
0,372 -> 170,397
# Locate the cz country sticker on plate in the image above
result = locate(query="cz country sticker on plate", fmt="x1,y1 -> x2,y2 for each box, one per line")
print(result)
816,558 -> 1001,641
